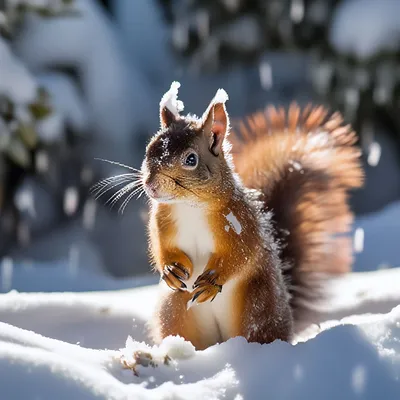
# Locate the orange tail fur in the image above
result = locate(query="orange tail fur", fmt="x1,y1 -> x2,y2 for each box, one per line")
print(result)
231,103 -> 364,324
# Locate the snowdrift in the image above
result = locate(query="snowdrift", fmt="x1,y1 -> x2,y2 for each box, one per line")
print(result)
0,267 -> 400,400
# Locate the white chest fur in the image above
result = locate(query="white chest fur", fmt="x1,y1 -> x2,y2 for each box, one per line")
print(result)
172,203 -> 214,289
171,202 -> 239,344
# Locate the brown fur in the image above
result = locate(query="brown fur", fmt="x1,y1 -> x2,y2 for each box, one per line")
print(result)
230,104 -> 364,325
150,289 -> 208,349
143,87 -> 363,350
147,190 -> 292,349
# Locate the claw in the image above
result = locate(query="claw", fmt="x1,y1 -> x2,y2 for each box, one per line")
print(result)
173,263 -> 190,280
193,269 -> 217,289
162,263 -> 189,291
167,266 -> 185,284
192,289 -> 205,303
187,298 -> 196,310
186,290 -> 205,310
190,269 -> 223,304
210,285 -> 222,302
161,273 -> 179,291
190,283 -> 222,306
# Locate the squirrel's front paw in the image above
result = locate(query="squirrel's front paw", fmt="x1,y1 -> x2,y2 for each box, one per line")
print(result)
188,270 -> 222,308
162,263 -> 190,291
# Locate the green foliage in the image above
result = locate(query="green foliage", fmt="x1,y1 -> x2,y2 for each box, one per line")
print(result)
0,87 -> 53,167
0,0 -> 77,35
0,1 -> 75,169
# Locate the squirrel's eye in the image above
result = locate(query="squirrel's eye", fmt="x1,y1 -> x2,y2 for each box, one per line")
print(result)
183,152 -> 198,168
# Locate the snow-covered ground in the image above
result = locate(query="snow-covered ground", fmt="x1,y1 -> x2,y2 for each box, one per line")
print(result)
0,263 -> 400,399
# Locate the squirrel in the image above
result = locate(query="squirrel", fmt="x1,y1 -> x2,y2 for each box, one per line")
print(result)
140,81 -> 363,351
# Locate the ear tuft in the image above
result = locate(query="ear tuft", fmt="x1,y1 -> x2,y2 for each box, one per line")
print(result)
159,81 -> 184,129
201,88 -> 230,156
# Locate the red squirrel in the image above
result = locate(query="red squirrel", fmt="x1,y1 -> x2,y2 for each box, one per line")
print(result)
138,82 -> 363,350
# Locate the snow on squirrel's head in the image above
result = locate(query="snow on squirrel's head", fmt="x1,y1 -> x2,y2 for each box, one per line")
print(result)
142,81 -> 233,204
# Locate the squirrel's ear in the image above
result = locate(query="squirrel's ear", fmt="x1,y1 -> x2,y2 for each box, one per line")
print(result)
160,106 -> 178,129
159,81 -> 184,129
202,89 -> 229,156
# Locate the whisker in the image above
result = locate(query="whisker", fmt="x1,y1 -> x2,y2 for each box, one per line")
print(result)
127,184 -> 144,199
90,175 -> 133,192
90,158 -> 145,211
93,173 -> 142,186
94,158 -> 142,173
125,186 -> 145,211
107,181 -> 142,208
119,182 -> 146,213
91,176 -> 131,192
119,188 -> 141,214
92,177 -> 139,199
137,187 -> 146,199
93,179 -> 135,200
93,174 -> 141,190
107,187 -> 136,208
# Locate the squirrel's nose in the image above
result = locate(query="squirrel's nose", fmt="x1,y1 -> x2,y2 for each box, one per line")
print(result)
144,176 -> 156,189
144,177 -> 159,198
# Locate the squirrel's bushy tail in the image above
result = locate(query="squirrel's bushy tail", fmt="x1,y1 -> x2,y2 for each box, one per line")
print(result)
231,104 -> 364,326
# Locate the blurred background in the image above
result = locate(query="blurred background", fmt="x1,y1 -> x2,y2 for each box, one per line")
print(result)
0,0 -> 400,292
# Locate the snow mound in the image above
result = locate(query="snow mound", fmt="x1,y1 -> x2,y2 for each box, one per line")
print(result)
0,267 -> 400,399
160,81 -> 184,117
